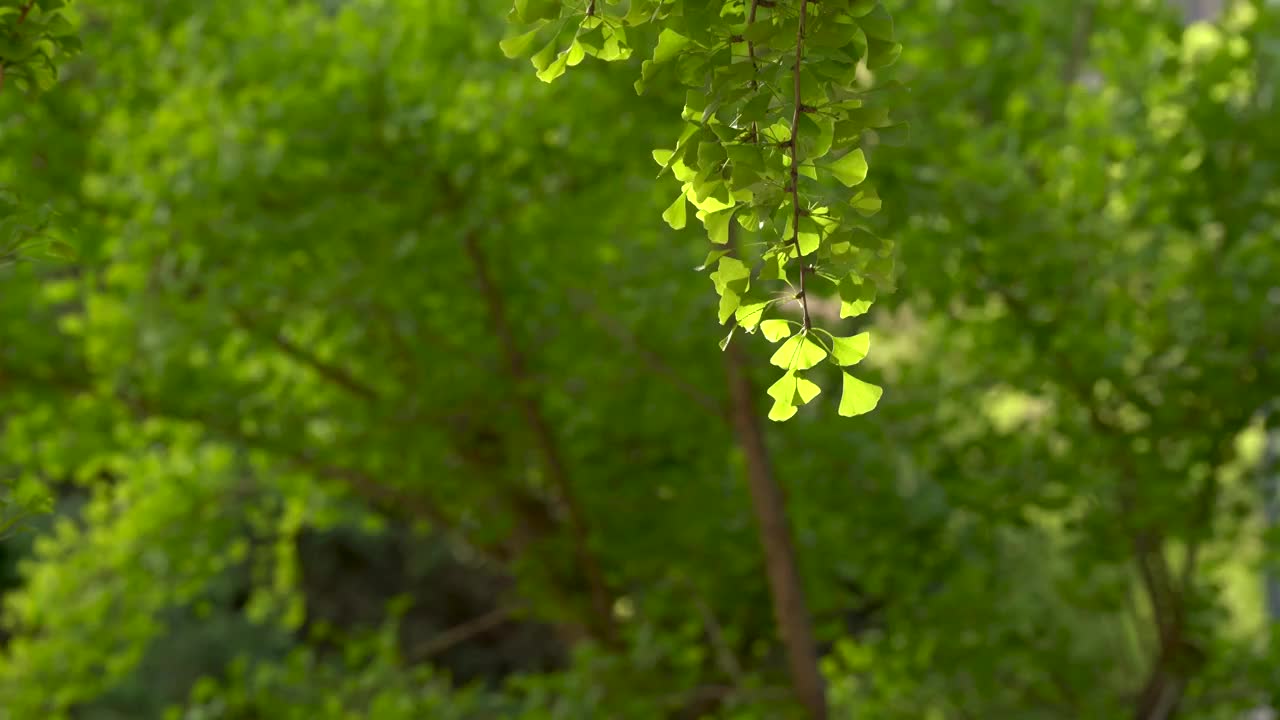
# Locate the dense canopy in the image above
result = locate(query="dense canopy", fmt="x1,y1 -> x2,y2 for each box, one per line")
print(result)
1,0 -> 1278,719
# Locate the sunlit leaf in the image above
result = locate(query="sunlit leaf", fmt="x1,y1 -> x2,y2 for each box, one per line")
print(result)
838,372 -> 882,417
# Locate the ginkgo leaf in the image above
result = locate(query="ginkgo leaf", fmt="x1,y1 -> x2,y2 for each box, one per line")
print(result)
828,332 -> 870,366
718,289 -> 741,325
565,40 -> 586,67
766,371 -> 822,422
499,23 -> 547,58
838,274 -> 876,318
839,372 -> 882,417
652,28 -> 691,64
702,208 -> 734,245
735,300 -> 769,331
710,256 -> 750,290
797,231 -> 820,256
662,193 -> 687,229
515,0 -> 561,23
696,249 -> 731,271
794,374 -> 821,404
828,148 -> 868,187
768,399 -> 798,422
760,319 -> 793,342
769,333 -> 827,370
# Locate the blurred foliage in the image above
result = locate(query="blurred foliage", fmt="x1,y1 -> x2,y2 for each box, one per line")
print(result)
0,0 -> 1278,719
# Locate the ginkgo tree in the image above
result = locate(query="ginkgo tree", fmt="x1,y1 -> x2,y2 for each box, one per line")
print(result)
502,0 -> 905,421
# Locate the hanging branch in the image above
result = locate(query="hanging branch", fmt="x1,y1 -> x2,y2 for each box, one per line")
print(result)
500,0 -> 904,422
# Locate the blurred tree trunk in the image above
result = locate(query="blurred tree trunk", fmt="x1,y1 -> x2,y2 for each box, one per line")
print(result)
722,228 -> 827,720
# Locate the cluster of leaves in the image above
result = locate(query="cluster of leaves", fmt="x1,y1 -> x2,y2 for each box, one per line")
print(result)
0,0 -> 79,95
0,189 -> 74,267
502,0 -> 906,421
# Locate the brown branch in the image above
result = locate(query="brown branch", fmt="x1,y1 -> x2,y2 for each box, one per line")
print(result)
230,306 -> 381,403
462,231 -> 618,646
746,0 -> 761,90
407,604 -> 518,662
788,0 -> 812,331
723,226 -> 827,720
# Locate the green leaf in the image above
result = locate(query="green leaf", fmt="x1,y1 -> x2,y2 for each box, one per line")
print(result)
515,0 -> 562,23
857,4 -> 895,40
847,0 -> 877,16
760,319 -> 793,342
718,290 -> 741,325
797,231 -> 820,256
652,29 -> 690,64
662,193 -> 687,229
43,240 -> 78,261
741,19 -> 778,45
827,149 -> 868,187
873,122 -> 909,147
500,24 -> 546,58
735,300 -> 769,331
535,46 -> 572,82
766,371 -> 822,422
768,397 -> 798,422
838,275 -> 876,318
703,208 -> 734,245
711,256 -> 751,288
769,333 -> 827,370
530,37 -> 559,71
839,372 -> 882,417
867,38 -> 901,69
828,332 -> 870,366
851,185 -> 881,216
565,40 -> 586,67
696,249 -> 731,271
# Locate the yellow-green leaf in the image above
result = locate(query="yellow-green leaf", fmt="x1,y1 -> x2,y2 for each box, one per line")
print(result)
839,372 -> 882,417
500,24 -> 546,58
760,319 -> 793,343
828,148 -> 868,187
662,193 -> 687,229
829,332 -> 870,366
769,333 -> 827,370
703,208 -> 734,244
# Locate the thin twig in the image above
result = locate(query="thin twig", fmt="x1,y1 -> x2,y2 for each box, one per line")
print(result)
408,604 -> 518,662
788,0 -> 812,330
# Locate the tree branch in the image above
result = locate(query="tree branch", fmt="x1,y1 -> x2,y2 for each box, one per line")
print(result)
230,306 -> 381,403
788,0 -> 812,331
462,230 -> 618,646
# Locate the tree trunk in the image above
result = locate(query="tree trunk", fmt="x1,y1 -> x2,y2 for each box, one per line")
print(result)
721,248 -> 828,719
